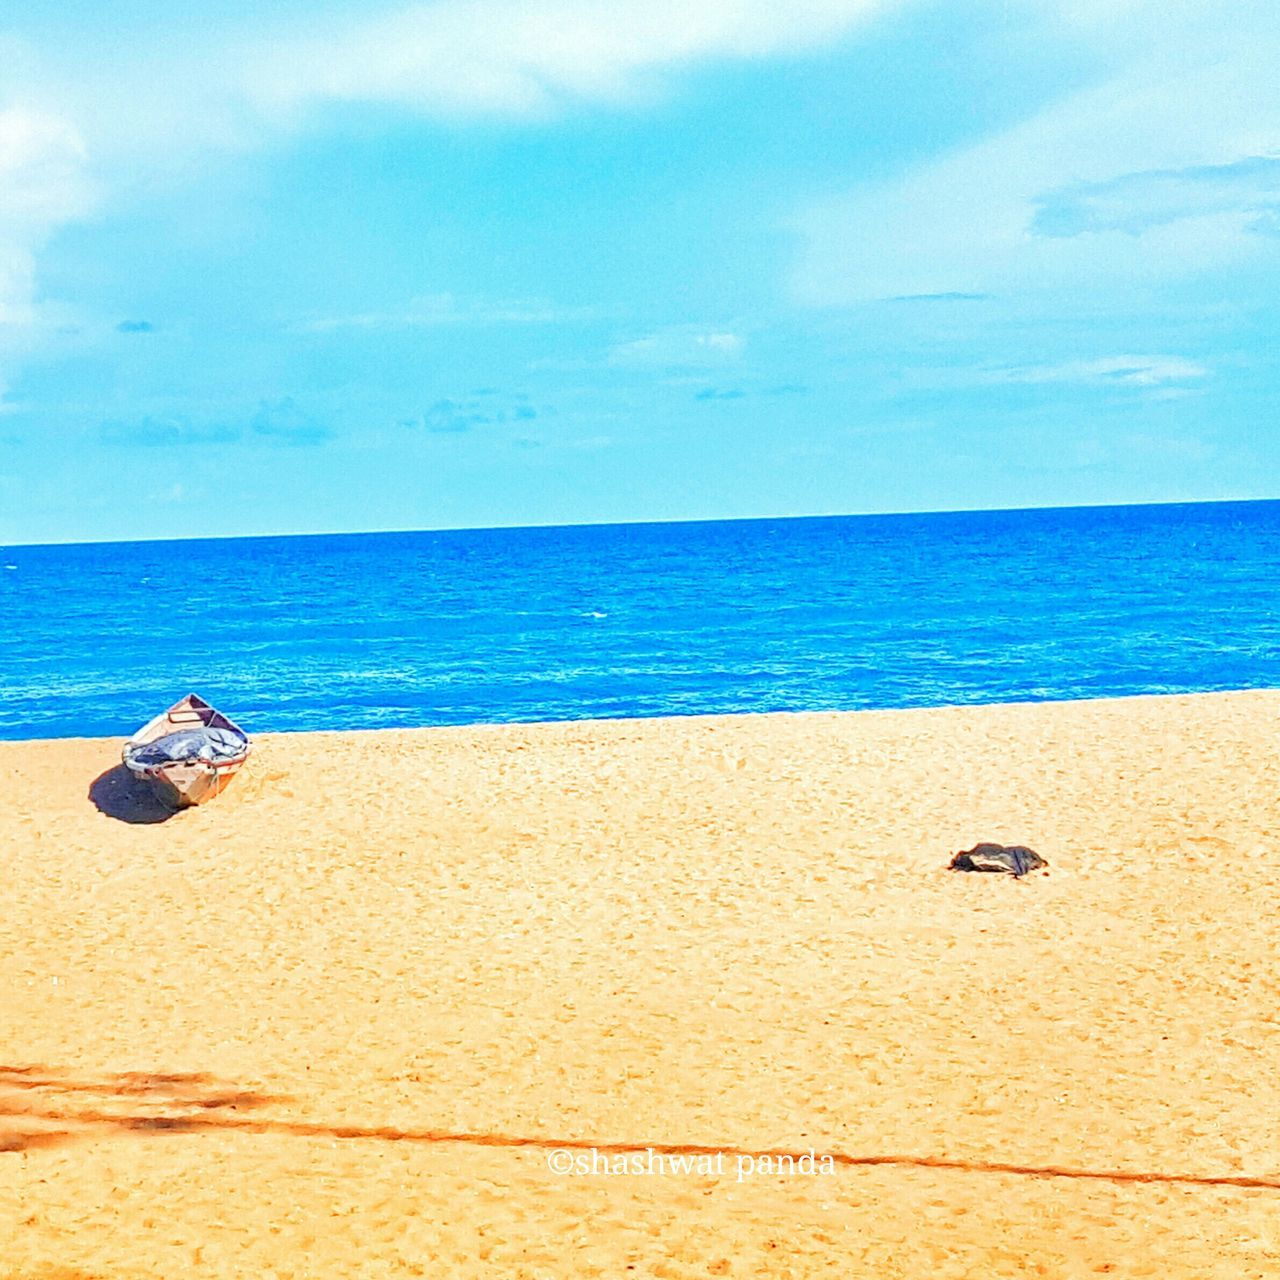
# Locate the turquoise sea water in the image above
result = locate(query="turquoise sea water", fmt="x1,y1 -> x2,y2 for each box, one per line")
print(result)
3,500 -> 1279,741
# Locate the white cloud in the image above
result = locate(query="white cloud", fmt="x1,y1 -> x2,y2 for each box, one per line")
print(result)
0,108 -> 92,329
793,5 -> 1280,303
0,0 -> 891,389
608,328 -> 745,369
5,0 -> 896,163
249,0 -> 887,120
0,108 -> 93,415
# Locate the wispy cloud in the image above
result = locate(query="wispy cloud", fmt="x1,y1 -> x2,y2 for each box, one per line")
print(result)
297,293 -> 601,334
251,0 -> 889,121
692,380 -> 807,402
886,291 -> 991,304
694,386 -> 748,401
794,7 -> 1280,303
1033,156 -> 1280,239
991,355 -> 1209,387
99,399 -> 332,448
251,398 -> 331,445
400,391 -> 539,433
0,108 -> 92,330
609,328 -> 744,370
150,481 -> 190,504
99,416 -> 241,448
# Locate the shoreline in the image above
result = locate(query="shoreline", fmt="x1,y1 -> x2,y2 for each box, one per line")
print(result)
4,683 -> 1278,748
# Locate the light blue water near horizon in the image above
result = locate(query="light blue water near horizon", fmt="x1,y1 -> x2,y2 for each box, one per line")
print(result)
3,500 -> 1280,741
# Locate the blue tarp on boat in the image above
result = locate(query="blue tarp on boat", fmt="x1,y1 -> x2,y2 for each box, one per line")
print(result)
125,726 -> 247,769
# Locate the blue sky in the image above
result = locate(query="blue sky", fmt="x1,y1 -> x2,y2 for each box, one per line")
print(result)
1,0 -> 1278,543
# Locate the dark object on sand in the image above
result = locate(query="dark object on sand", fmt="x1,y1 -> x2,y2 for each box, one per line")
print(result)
949,843 -> 1047,877
122,693 -> 252,809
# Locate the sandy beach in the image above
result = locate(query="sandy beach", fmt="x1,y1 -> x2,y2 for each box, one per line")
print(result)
2,690 -> 1279,1278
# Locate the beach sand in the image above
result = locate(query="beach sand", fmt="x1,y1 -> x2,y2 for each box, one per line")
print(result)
2,691 -> 1279,1278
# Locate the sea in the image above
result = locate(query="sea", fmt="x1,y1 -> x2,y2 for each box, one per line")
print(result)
3,500 -> 1279,741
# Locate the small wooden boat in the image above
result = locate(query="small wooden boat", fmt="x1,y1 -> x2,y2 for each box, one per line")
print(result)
122,694 -> 252,809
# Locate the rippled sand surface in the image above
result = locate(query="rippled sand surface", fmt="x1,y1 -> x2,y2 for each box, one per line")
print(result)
2,692 -> 1279,1278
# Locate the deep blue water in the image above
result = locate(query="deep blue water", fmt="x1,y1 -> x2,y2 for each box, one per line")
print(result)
3,501 -> 1280,741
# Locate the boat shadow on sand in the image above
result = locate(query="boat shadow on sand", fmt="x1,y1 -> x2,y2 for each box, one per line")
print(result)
87,765 -> 178,825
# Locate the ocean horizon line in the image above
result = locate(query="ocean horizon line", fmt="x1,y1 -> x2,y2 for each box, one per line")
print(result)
4,493 -> 1280,553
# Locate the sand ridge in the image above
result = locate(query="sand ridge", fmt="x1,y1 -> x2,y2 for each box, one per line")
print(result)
2,691 -> 1279,1277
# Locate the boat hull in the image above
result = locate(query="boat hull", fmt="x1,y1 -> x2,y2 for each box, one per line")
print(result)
133,758 -> 248,809
122,694 -> 252,810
